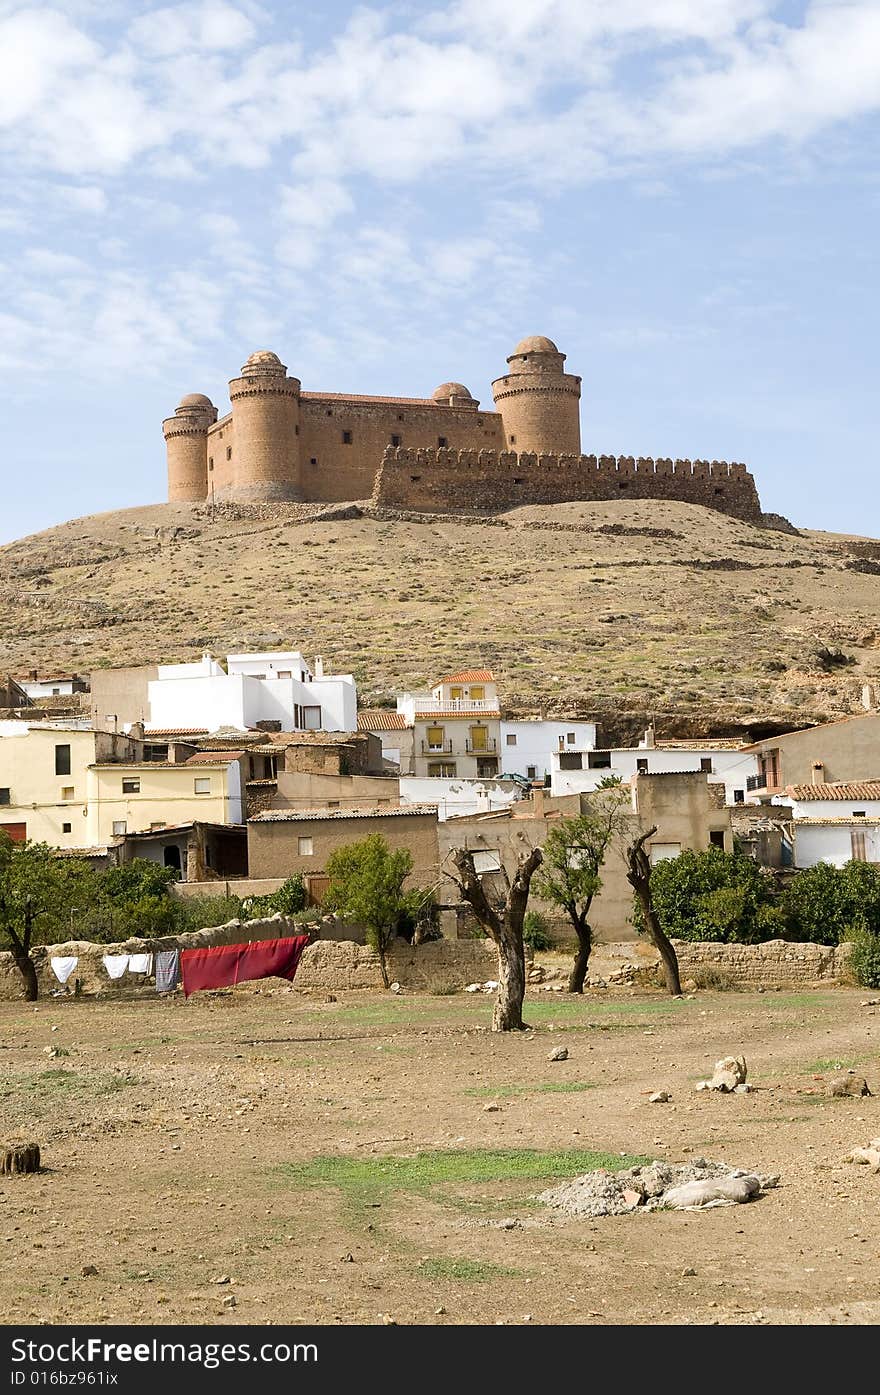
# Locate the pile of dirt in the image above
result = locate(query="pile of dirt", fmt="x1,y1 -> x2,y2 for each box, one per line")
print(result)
539,1158 -> 778,1216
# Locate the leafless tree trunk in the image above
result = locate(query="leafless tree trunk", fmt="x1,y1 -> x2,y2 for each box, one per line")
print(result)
452,847 -> 543,1031
568,911 -> 592,994
625,828 -> 682,996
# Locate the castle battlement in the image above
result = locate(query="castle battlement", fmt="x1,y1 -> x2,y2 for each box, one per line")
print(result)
370,447 -> 763,523
164,335 -> 765,524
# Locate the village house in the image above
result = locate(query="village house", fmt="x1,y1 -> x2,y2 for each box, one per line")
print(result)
114,821 -> 248,881
357,709 -> 415,772
0,723 -> 141,847
145,651 -> 356,735
771,781 -> 880,868
16,671 -> 89,701
0,676 -> 31,712
549,727 -> 759,805
747,712 -> 880,798
498,719 -> 598,783
396,670 -> 502,779
84,754 -> 245,848
247,805 -> 440,893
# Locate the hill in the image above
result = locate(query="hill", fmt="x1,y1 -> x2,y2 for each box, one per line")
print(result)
2,496 -> 880,739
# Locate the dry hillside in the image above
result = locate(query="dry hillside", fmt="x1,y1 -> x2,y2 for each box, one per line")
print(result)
2,496 -> 880,736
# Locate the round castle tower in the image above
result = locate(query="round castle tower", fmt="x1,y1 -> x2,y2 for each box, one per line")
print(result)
491,335 -> 581,455
225,350 -> 302,502
162,393 -> 218,502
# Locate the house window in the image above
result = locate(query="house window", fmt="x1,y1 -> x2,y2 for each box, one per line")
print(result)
122,777 -> 140,794
298,837 -> 314,856
450,687 -> 462,700
506,734 -> 517,746
327,801 -> 340,809
194,777 -> 211,794
636,758 -> 648,774
277,670 -> 291,679
0,788 -> 9,806
700,757 -> 713,773
709,830 -> 726,849
853,810 -> 866,818
342,430 -> 352,444
438,436 -> 447,447
733,789 -> 745,804
526,765 -> 537,780
650,842 -> 681,864
55,744 -> 71,776
61,786 -> 74,800
391,434 -> 401,447
144,744 -> 168,762
566,733 -> 576,744
851,829 -> 867,862
62,822 -> 71,834
52,688 -> 60,696
472,850 -> 502,875
469,725 -> 489,752
426,726 -> 445,750
150,822 -> 165,830
469,686 -> 485,700
559,752 -> 583,770
428,762 -> 456,777
588,750 -> 612,769
112,820 -> 127,837
303,706 -> 322,730
760,750 -> 780,788
477,759 -> 498,778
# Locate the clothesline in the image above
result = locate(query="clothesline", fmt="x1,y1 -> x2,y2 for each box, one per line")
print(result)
48,935 -> 309,997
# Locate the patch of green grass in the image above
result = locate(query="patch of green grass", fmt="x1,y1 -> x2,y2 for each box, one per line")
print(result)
465,1082 -> 595,1098
275,1147 -> 648,1195
0,1069 -> 140,1110
523,998 -> 684,1021
800,1056 -> 864,1074
417,1257 -> 519,1282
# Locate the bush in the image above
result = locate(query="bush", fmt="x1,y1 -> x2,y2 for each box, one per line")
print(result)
247,874 -> 307,918
847,924 -> 880,988
523,910 -> 552,951
780,861 -> 880,945
633,847 -> 777,943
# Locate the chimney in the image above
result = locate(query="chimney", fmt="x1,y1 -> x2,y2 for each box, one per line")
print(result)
129,721 -> 144,740
532,788 -> 545,819
642,724 -> 656,749
810,760 -> 825,785
863,683 -> 875,711
29,669 -> 37,682
314,655 -> 324,679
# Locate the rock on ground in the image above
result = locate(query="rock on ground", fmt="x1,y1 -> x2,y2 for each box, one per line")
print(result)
539,1159 -> 776,1218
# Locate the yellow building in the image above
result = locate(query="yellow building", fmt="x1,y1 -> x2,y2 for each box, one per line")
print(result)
397,670 -> 502,778
84,757 -> 243,846
0,725 -> 137,848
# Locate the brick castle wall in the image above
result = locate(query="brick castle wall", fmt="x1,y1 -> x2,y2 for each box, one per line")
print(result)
371,446 -> 764,523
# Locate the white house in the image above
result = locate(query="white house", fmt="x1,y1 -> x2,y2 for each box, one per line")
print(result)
398,776 -> 521,822
550,729 -> 759,806
499,720 -> 597,783
145,651 -> 357,735
16,673 -> 87,700
772,781 -> 880,867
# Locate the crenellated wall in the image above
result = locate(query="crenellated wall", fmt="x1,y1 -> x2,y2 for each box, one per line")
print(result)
371,447 -> 764,523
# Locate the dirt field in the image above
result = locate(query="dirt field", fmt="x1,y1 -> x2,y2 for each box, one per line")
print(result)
1,980 -> 878,1327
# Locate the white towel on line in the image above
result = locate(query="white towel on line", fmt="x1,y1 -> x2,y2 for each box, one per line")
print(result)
102,954 -> 129,980
50,956 -> 78,985
127,953 -> 153,975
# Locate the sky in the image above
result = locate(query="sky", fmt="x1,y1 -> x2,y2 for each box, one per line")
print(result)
1,0 -> 879,543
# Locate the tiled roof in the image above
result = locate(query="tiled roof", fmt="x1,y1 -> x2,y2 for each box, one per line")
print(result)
52,846 -> 111,859
357,710 -> 410,731
250,804 -> 438,823
794,817 -> 880,826
438,669 -> 495,684
185,750 -> 246,764
415,709 -> 501,720
142,728 -> 210,737
786,781 -> 880,801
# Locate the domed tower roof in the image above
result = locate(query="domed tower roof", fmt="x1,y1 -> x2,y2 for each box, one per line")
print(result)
176,392 -> 214,411
513,335 -> 559,355
241,349 -> 288,377
432,381 -> 475,404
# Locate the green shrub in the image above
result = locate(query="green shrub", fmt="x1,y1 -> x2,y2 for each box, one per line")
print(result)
523,910 -> 552,951
633,847 -> 777,943
780,861 -> 880,945
848,923 -> 880,988
246,873 -> 307,918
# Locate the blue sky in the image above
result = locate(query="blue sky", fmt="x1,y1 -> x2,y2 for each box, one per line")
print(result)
1,0 -> 879,543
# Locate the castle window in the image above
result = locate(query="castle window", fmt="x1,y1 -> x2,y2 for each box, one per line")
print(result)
326,409 -> 333,417
208,456 -> 214,469
226,446 -> 232,460
509,435 -> 516,445
513,478 -> 523,484
438,436 -> 447,447
342,430 -> 352,444
477,418 -> 483,426
391,434 -> 401,447
618,481 -> 628,489
295,425 -> 299,435
410,474 -> 421,482
397,413 -> 404,422
310,457 -> 317,465
218,431 -> 223,439
714,487 -> 724,495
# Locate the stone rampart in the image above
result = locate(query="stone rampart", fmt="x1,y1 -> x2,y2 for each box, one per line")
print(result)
371,447 -> 764,524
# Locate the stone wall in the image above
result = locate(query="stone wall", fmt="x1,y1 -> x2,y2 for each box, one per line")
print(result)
672,938 -> 853,988
372,447 -> 764,524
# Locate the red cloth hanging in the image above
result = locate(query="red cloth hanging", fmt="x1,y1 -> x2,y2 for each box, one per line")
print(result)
180,935 -> 309,998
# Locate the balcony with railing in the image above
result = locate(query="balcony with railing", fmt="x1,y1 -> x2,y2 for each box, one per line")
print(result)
414,698 -> 498,716
466,737 -> 498,754
421,739 -> 453,754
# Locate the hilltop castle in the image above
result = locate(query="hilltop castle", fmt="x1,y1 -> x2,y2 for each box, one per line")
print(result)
164,336 -> 764,523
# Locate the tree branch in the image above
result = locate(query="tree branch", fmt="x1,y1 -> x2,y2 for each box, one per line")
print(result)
452,848 -> 502,940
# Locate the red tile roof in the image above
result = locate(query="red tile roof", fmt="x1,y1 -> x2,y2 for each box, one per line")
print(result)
438,669 -> 495,684
786,781 -> 880,801
357,710 -> 410,731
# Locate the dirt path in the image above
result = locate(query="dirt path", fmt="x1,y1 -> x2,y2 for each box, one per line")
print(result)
1,984 -> 878,1326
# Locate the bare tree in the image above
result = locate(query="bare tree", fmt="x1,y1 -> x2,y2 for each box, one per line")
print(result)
625,826 -> 682,996
450,846 -> 543,1031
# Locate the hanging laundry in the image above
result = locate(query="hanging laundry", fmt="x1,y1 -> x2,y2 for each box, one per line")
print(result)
155,949 -> 180,994
102,954 -> 130,980
50,956 -> 78,985
128,953 -> 153,976
181,936 -> 309,999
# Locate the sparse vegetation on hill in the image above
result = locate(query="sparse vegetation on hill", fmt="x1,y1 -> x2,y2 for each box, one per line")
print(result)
2,497 -> 880,731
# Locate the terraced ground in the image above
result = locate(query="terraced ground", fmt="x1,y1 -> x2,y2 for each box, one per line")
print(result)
0,978 -> 878,1326
2,496 -> 880,732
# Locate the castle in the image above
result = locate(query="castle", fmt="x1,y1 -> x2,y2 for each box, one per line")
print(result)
164,336 -> 764,523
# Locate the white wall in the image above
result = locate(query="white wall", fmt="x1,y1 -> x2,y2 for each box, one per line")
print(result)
779,796 -> 880,820
794,822 -> 880,868
20,679 -> 75,698
146,672 -> 357,735
399,777 -> 519,822
227,652 -> 311,679
550,746 -> 759,805
499,721 -> 597,781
